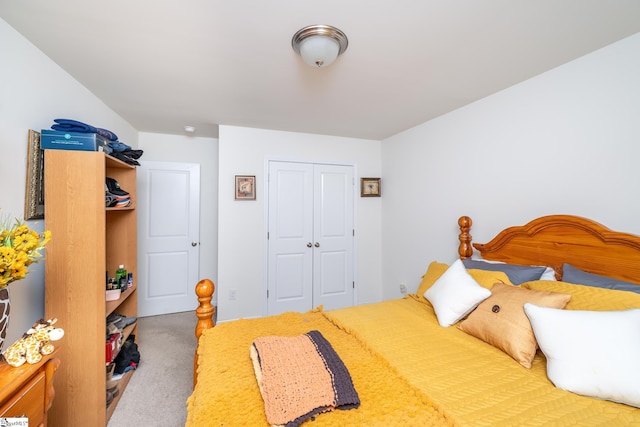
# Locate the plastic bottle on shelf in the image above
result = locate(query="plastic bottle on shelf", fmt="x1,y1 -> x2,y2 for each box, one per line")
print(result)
115,265 -> 127,291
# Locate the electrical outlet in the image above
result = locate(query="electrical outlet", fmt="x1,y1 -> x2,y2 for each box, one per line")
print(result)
229,289 -> 237,300
399,282 -> 407,295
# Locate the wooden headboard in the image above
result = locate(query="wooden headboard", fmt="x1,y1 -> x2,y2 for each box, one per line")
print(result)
458,215 -> 640,285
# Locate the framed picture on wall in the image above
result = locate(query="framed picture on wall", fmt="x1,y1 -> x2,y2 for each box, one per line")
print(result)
25,130 -> 45,219
360,177 -> 381,197
235,175 -> 256,200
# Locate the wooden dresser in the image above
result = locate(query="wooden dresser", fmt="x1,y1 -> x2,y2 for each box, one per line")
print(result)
0,348 -> 60,427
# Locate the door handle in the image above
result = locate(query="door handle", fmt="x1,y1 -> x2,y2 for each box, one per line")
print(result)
191,241 -> 199,247
314,242 -> 320,247
307,242 -> 312,248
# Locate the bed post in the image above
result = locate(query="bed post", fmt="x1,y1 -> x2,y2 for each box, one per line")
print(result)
458,216 -> 473,259
194,278 -> 215,387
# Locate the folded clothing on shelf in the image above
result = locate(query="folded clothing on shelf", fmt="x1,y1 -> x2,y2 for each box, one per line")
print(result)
52,118 -> 118,141
109,149 -> 143,166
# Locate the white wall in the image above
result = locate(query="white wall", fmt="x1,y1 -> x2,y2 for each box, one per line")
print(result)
217,125 -> 382,321
137,132 -> 219,304
0,18 -> 138,346
381,33 -> 640,298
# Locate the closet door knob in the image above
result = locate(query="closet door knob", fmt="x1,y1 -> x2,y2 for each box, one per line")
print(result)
314,242 -> 320,247
307,242 -> 312,248
192,241 -> 198,247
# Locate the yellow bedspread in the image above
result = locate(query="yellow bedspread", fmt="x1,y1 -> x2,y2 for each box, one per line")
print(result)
186,308 -> 453,427
187,282 -> 640,426
327,294 -> 640,426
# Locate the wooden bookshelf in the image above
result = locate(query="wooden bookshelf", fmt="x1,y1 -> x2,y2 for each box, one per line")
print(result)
44,150 -> 138,426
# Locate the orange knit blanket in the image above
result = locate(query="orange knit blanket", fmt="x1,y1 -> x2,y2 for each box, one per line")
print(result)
250,330 -> 360,427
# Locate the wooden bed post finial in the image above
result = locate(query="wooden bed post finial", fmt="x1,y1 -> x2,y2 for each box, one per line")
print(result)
194,278 -> 215,388
458,216 -> 473,259
195,279 -> 215,339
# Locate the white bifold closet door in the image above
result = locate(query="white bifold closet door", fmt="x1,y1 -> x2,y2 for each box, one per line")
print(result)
267,161 -> 354,315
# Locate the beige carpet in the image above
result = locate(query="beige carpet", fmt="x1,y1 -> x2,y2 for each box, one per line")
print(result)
108,310 -> 197,427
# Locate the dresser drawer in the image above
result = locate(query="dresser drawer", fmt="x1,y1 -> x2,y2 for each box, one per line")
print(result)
0,370 -> 45,426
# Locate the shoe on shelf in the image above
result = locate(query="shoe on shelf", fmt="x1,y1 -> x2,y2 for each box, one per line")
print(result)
106,362 -> 115,378
107,382 -> 119,394
106,387 -> 119,407
106,322 -> 121,335
106,378 -> 119,390
107,312 -> 137,328
106,362 -> 119,393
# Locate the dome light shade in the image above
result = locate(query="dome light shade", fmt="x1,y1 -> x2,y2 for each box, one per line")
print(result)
299,35 -> 340,67
292,25 -> 348,68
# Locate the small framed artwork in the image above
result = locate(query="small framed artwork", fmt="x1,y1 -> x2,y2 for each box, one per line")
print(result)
235,175 -> 256,200
24,129 -> 45,219
360,177 -> 381,197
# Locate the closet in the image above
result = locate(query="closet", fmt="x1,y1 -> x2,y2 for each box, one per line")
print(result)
267,161 -> 354,315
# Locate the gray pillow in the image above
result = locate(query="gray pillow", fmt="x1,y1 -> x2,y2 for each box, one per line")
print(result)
562,263 -> 640,294
462,259 -> 546,285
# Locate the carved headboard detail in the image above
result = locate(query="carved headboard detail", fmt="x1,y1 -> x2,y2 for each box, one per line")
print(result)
458,215 -> 640,284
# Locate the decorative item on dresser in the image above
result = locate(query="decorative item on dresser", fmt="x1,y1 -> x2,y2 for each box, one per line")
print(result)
0,348 -> 60,427
2,318 -> 64,368
0,214 -> 51,351
0,288 -> 9,352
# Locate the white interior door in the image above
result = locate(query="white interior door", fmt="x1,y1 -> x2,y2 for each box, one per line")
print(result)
138,161 -> 200,317
267,161 -> 354,315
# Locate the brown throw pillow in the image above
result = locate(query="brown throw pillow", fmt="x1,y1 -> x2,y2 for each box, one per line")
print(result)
458,282 -> 571,368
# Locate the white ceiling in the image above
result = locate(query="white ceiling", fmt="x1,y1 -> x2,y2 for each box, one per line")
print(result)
2,1 -> 640,140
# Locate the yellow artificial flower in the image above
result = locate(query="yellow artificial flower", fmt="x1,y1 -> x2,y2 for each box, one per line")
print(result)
0,211 -> 51,289
13,233 -> 37,252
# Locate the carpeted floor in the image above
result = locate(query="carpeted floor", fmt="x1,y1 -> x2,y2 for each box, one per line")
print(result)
108,310 -> 197,427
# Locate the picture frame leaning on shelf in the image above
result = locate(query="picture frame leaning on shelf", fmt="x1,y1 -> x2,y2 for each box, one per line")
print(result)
25,130 -> 45,220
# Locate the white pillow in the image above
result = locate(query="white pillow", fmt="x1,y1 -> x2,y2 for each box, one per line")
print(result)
424,259 -> 491,327
539,267 -> 557,281
524,303 -> 640,408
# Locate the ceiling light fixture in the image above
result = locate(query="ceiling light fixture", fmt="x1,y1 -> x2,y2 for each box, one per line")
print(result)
292,25 -> 348,68
184,126 -> 195,133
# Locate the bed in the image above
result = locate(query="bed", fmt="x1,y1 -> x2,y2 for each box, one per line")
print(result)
187,215 -> 640,426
